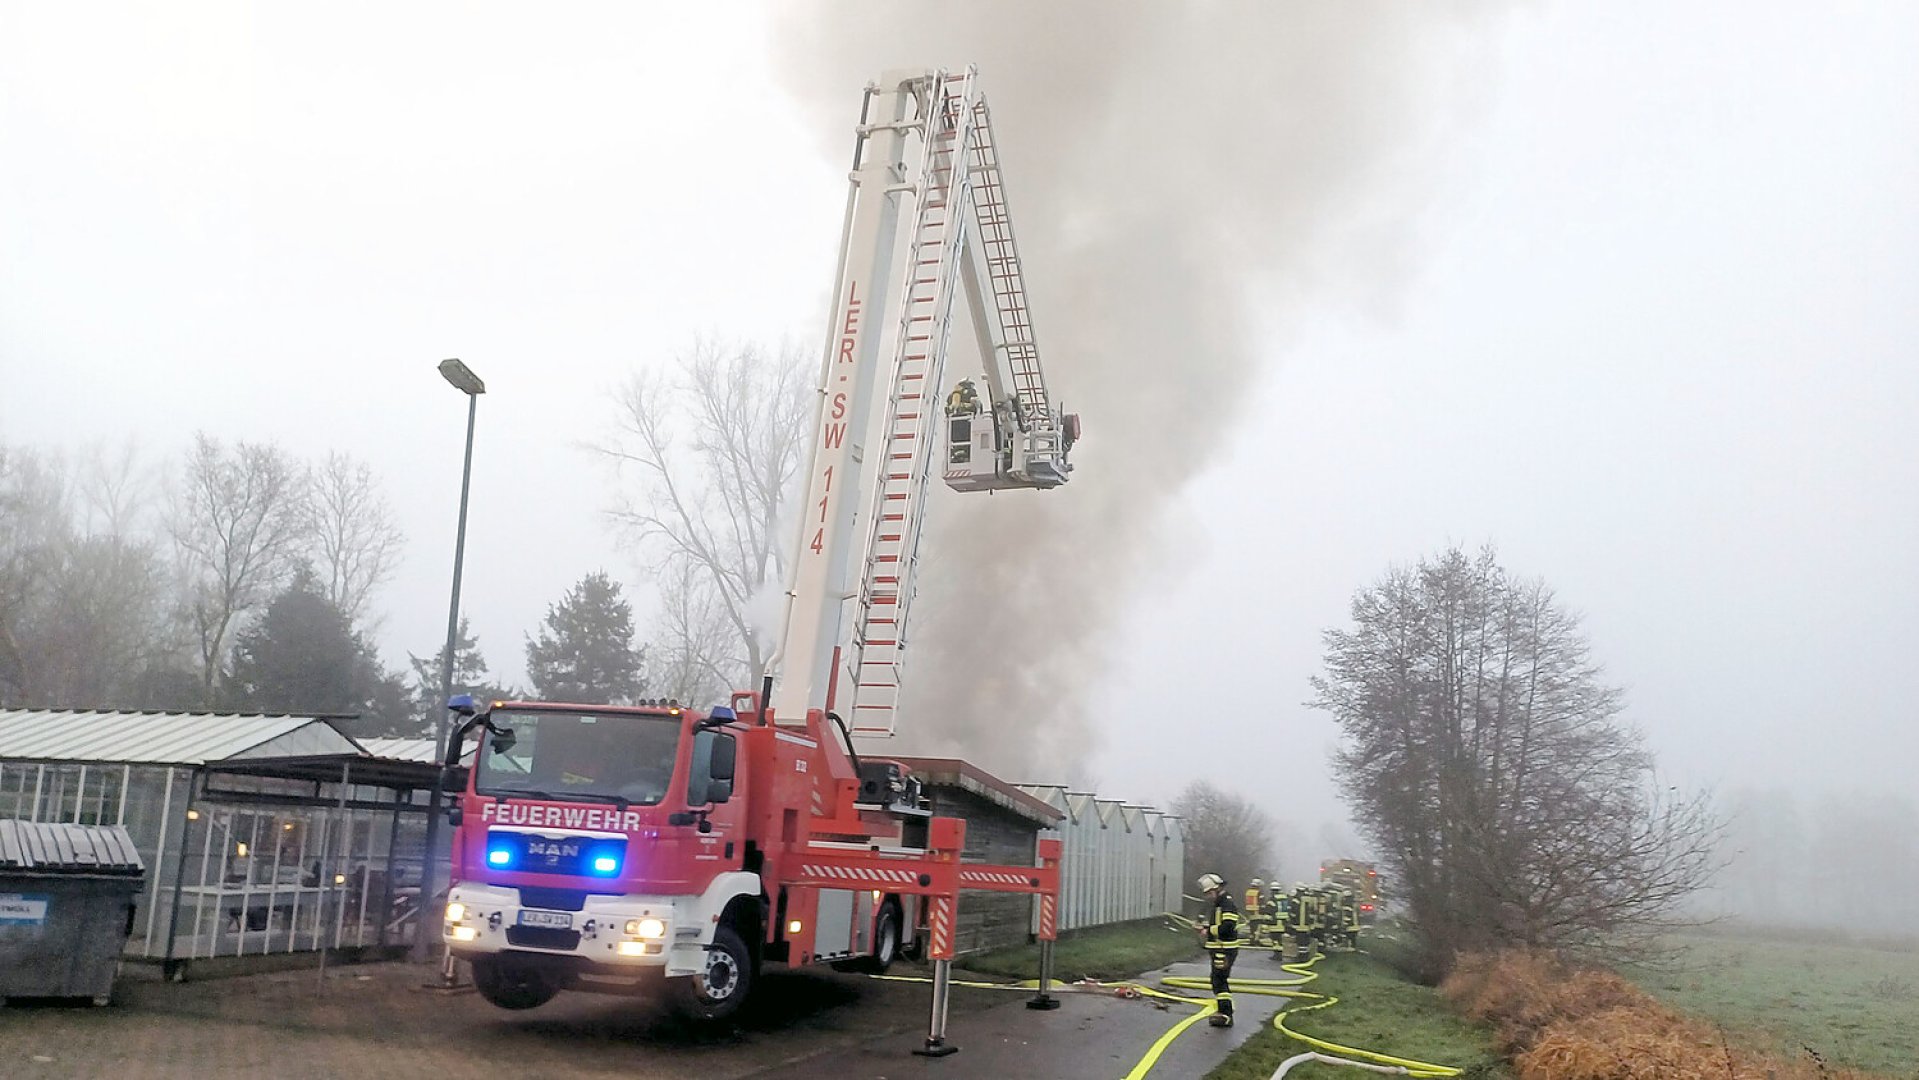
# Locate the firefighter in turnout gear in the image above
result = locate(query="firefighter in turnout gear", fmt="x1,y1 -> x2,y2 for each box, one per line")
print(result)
945,378 -> 982,416
1244,878 -> 1265,947
1284,882 -> 1315,963
1335,884 -> 1362,948
1268,883 -> 1296,960
1195,873 -> 1240,1027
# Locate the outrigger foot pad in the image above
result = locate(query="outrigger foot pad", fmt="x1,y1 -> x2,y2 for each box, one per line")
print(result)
913,1039 -> 960,1057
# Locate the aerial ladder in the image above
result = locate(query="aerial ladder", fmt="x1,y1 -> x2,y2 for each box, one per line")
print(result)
774,65 -> 1079,741
766,64 -> 1081,1051
438,67 -> 1079,1058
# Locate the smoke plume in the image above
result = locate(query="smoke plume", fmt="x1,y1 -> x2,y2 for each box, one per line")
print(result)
773,2 -> 1510,778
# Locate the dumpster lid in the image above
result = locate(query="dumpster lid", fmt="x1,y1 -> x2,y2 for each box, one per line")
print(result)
0,820 -> 144,875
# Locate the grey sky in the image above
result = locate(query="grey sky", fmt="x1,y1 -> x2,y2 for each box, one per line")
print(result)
4,3 -> 1914,868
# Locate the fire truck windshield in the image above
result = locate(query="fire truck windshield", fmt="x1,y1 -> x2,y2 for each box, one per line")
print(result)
475,710 -> 681,806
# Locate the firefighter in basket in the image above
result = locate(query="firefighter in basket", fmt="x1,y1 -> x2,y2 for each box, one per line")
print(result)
945,379 -> 982,417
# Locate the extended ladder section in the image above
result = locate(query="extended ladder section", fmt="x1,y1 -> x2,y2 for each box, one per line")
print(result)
951,94 -> 1074,492
771,66 -> 1077,737
847,70 -> 979,735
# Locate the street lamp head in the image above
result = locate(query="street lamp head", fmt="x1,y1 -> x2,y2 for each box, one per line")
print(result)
438,358 -> 486,395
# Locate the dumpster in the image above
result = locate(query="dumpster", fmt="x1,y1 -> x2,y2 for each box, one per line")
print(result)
0,819 -> 146,1005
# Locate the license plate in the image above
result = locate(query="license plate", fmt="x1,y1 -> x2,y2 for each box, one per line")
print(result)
517,909 -> 572,929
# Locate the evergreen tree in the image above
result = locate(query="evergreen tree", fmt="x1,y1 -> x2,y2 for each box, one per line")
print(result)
407,615 -> 515,733
525,571 -> 647,704
227,567 -> 389,720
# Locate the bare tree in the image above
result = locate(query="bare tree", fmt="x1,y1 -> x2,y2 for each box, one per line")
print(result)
600,339 -> 811,692
641,562 -> 735,706
75,438 -> 151,539
0,446 -> 70,703
166,434 -> 308,704
1171,780 -> 1276,904
34,533 -> 172,707
0,444 -> 175,708
306,450 -> 406,628
1312,544 -> 1721,977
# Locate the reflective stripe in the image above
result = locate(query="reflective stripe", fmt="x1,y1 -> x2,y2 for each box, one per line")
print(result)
1212,907 -> 1240,943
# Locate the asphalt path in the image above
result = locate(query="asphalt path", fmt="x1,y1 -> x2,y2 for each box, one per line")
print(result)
0,951 -> 1293,1079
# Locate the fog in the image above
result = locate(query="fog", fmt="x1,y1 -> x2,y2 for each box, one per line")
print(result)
4,3 -> 1917,930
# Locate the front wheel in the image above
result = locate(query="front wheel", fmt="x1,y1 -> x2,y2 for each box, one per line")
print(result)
671,924 -> 753,1022
471,956 -> 559,1010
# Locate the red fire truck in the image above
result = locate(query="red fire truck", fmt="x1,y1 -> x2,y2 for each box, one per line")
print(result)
436,67 -> 1078,1056
1320,858 -> 1383,923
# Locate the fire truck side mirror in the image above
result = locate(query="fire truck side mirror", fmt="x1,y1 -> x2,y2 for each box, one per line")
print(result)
710,736 -> 736,782
704,779 -> 732,805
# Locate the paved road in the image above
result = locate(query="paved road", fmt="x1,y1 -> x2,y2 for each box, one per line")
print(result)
767,957 -> 1288,1079
0,954 -> 1286,1079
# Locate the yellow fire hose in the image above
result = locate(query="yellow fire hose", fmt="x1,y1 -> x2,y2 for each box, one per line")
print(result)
1135,912 -> 1461,1078
867,913 -> 1460,1079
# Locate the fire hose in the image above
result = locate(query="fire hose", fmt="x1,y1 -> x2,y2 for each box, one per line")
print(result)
865,915 -> 1460,1079
1135,913 -> 1462,1079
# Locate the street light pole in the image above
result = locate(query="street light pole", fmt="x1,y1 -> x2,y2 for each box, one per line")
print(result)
412,358 -> 485,965
437,389 -> 480,760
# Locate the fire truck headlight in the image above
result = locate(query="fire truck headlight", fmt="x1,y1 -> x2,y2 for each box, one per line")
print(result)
787,920 -> 803,935
445,902 -> 466,922
625,918 -> 666,939
449,926 -> 479,942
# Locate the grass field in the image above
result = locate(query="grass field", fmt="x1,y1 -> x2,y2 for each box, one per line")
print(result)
958,917 -> 1201,983
1633,930 -> 1919,1074
1207,950 -> 1510,1080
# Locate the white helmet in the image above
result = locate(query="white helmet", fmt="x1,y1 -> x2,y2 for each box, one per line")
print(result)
1196,873 -> 1224,893
1250,877 -> 1263,887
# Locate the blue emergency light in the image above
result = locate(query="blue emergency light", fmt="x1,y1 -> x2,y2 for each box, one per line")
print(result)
483,832 -> 624,876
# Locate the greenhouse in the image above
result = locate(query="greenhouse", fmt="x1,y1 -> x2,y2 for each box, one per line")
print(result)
0,709 -> 457,975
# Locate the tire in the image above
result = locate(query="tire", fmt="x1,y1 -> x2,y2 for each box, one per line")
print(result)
672,924 -> 753,1022
865,902 -> 902,974
471,956 -> 559,1011
832,901 -> 904,975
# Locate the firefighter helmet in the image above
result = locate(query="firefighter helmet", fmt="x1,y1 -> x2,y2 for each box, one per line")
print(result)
1196,873 -> 1224,893
1250,878 -> 1263,887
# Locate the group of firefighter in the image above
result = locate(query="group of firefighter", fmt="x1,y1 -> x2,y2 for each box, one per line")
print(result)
1190,873 -> 1367,1028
